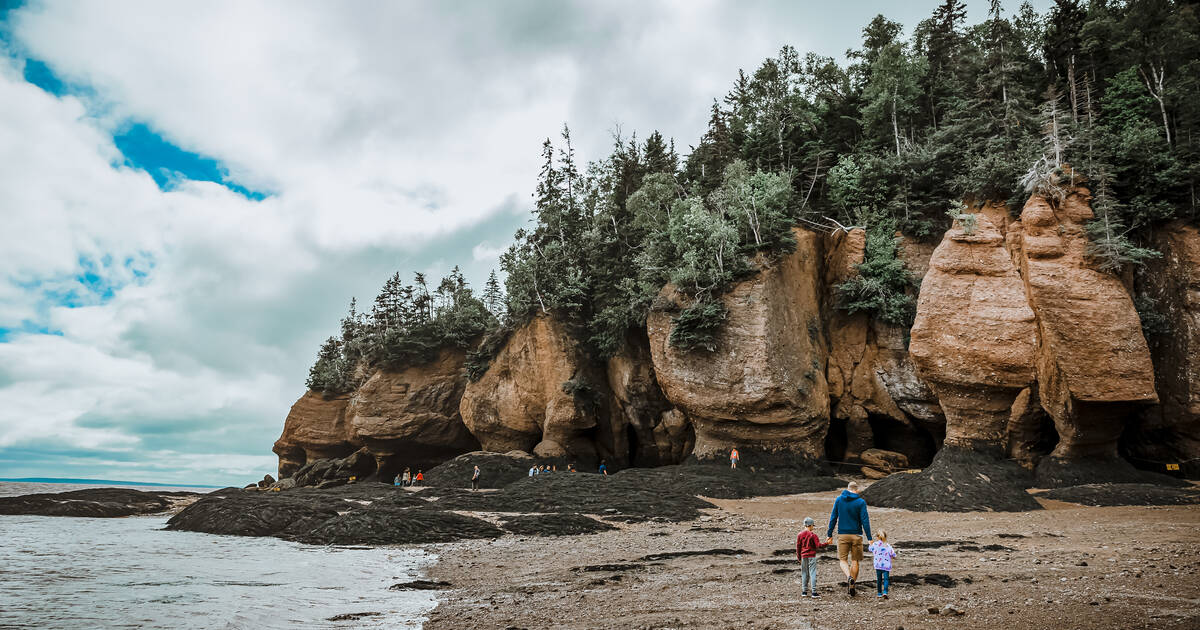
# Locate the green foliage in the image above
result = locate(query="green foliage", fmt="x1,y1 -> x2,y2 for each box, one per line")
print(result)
1134,294 -> 1171,338
668,299 -> 728,353
836,218 -> 916,327
306,337 -> 353,395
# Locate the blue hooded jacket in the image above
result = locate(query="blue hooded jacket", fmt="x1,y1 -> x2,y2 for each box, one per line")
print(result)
827,489 -> 871,539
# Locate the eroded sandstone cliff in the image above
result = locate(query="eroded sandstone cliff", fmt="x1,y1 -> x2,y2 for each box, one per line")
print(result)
646,228 -> 830,462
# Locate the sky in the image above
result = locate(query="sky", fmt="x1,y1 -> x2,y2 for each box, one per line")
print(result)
0,0 -> 1051,487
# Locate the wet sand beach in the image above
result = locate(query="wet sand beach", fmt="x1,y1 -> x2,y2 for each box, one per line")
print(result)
422,490 -> 1200,629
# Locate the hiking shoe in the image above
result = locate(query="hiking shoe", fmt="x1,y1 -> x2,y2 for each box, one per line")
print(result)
883,594 -> 889,599
810,592 -> 820,599
848,578 -> 856,597
801,591 -> 809,597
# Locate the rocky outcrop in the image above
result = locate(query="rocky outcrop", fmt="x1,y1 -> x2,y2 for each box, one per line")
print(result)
911,205 -> 1038,448
275,350 -> 480,481
1128,222 -> 1200,477
607,331 -> 694,466
647,228 -> 829,462
348,348 -> 480,478
273,392 -> 357,479
1010,190 -> 1160,486
0,488 -> 201,517
863,205 -> 1042,511
459,316 -> 623,464
823,228 -> 942,467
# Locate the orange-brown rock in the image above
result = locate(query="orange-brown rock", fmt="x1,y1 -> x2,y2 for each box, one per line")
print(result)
909,207 -> 1039,448
646,228 -> 829,460
1129,221 -> 1200,476
347,348 -> 480,477
823,228 -> 942,466
273,391 -> 358,478
459,316 -> 622,463
606,331 -> 693,466
1011,190 -> 1157,465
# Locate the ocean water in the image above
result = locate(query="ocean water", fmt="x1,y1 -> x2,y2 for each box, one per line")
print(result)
0,483 -> 438,629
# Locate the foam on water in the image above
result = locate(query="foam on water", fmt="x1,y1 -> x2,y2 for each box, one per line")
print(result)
0,487 -> 439,629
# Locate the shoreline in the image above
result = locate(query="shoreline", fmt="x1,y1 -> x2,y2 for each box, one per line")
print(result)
418,490 -> 1200,629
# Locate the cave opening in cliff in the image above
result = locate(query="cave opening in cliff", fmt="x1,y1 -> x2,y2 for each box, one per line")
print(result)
824,417 -> 848,466
626,424 -> 641,466
866,414 -> 938,468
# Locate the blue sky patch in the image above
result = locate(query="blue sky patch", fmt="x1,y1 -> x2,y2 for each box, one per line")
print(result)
113,123 -> 268,200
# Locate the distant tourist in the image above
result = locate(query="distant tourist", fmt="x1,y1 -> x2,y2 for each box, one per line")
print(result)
529,465 -> 537,478
598,461 -> 608,476
868,530 -> 897,599
552,464 -> 557,472
402,468 -> 412,487
826,481 -> 872,597
414,470 -> 424,486
795,516 -> 832,598
568,463 -> 577,473
471,465 -> 481,491
730,448 -> 740,469
393,473 -> 402,487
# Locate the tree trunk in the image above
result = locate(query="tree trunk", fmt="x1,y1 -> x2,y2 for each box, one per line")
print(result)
1141,64 -> 1171,147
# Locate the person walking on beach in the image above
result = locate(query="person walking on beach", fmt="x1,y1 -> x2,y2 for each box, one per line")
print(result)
826,481 -> 872,597
598,461 -> 608,476
471,465 -> 481,491
868,530 -> 897,599
796,516 -> 832,598
730,448 -> 740,469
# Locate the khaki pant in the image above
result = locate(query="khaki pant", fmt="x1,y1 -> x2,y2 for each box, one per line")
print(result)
837,534 -> 863,562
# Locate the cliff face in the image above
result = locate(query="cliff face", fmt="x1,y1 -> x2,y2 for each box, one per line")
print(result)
276,201 -> 1199,487
1131,222 -> 1200,476
909,206 -> 1038,450
823,228 -> 943,467
273,350 -> 478,479
1011,190 -> 1158,476
459,316 -> 619,461
646,228 -> 830,461
348,348 -> 480,478
273,392 -> 357,478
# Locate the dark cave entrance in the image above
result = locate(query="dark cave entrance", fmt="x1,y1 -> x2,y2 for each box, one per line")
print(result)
626,423 -> 641,466
824,416 -> 848,465
866,414 -> 938,468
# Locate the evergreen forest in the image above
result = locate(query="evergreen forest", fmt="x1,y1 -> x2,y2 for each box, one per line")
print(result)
308,0 -> 1200,395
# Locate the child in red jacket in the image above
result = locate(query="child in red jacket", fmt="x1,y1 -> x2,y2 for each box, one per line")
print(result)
796,516 -> 832,597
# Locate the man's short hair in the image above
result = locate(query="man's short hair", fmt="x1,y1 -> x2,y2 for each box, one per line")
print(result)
847,481 -> 859,493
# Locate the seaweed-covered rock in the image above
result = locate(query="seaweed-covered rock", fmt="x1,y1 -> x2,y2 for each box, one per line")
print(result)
501,513 -> 617,537
0,488 -> 200,518
292,505 -> 504,545
613,464 -> 844,500
423,451 -> 535,489
1037,483 -> 1200,506
861,445 -> 1042,512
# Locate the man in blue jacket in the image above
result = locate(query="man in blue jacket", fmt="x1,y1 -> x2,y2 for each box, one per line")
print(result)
827,481 -> 871,597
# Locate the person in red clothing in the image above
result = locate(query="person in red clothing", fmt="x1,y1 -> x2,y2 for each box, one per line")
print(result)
796,516 -> 833,598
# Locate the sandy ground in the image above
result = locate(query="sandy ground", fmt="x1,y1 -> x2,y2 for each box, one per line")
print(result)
421,490 -> 1200,630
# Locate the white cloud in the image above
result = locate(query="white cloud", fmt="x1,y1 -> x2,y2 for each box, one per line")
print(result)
0,0 -> 1050,485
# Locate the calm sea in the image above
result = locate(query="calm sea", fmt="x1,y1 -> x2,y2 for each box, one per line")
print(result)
0,482 -> 438,629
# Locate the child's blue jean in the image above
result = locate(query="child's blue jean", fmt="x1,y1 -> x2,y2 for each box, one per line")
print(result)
876,569 -> 890,595
800,557 -> 818,593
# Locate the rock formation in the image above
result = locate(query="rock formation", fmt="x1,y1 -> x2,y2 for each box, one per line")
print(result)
273,392 -> 357,479
274,350 -> 479,482
864,205 -> 1043,511
823,228 -> 942,467
458,316 -> 623,464
1010,190 -> 1161,486
1128,221 -> 1200,477
606,331 -> 694,466
348,348 -> 480,478
646,228 -> 829,463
